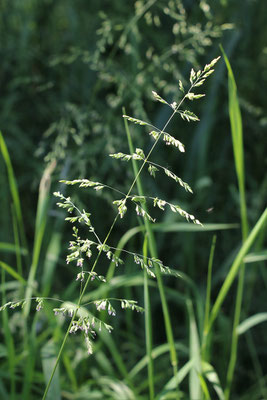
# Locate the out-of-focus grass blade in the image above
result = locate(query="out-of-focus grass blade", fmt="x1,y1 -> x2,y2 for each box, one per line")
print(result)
24,160 -> 56,317
41,340 -> 61,400
1,269 -> 16,399
202,361 -> 225,400
187,299 -> 201,400
0,261 -> 27,285
41,231 -> 62,297
220,46 -> 248,236
62,352 -> 78,393
157,360 -> 193,398
98,329 -> 135,392
0,379 -> 8,399
202,235 -> 217,360
237,313 -> 267,335
94,376 -> 136,400
0,242 -> 27,255
0,131 -> 28,256
199,374 -> 211,400
94,350 -> 117,377
209,207 -> 267,331
154,223 -> 239,233
129,343 -> 188,380
220,46 -> 249,399
244,250 -> 267,263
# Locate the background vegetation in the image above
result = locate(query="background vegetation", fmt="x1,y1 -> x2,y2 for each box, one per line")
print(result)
0,0 -> 266,399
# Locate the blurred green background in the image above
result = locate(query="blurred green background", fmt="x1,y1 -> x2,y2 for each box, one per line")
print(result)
0,0 -> 266,399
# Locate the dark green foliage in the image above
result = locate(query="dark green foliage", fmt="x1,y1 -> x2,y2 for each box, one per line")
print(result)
0,1 -> 267,399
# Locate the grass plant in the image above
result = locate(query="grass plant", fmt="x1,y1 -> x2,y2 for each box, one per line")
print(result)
0,46 -> 266,400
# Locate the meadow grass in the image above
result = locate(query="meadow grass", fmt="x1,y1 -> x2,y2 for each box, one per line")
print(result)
0,51 -> 267,400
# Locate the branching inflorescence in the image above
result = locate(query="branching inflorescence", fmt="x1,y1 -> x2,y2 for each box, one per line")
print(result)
1,56 -> 220,357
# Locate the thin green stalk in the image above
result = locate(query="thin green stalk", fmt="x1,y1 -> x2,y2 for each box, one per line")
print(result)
220,46 -> 249,399
124,109 -> 179,388
202,235 -> 217,360
143,236 -> 154,400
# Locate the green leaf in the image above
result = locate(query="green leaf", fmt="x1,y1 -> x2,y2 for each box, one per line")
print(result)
0,260 -> 26,287
202,361 -> 225,400
244,250 -> 267,263
237,313 -> 267,335
187,300 -> 201,400
41,341 -> 61,400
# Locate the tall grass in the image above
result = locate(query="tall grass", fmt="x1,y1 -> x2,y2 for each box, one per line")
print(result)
0,48 -> 266,400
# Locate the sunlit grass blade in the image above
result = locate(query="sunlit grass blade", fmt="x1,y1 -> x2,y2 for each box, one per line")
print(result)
0,131 -> 29,260
220,47 -> 248,239
62,352 -> 78,393
208,207 -> 267,331
244,250 -> 267,263
199,374 -> 211,400
237,313 -> 267,335
11,204 -> 23,281
187,299 -> 201,400
202,361 -> 225,400
155,223 -> 239,232
0,242 -> 27,255
22,161 -> 56,398
24,160 -> 56,317
0,260 -> 27,285
202,235 -> 217,361
41,340 -> 61,400
97,329 -> 136,392
129,342 -> 188,381
220,45 -> 249,399
41,231 -> 62,297
157,360 -> 193,399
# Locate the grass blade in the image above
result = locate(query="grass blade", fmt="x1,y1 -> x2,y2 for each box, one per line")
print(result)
220,45 -> 249,399
202,361 -> 225,400
208,207 -> 267,331
187,299 -> 201,400
202,235 -> 217,360
237,313 -> 267,335
0,131 -> 28,259
244,250 -> 267,263
0,260 -> 27,285
24,160 -> 56,317
41,340 -> 61,400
